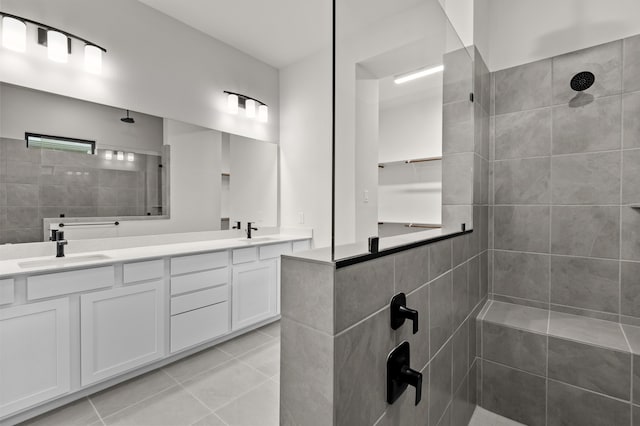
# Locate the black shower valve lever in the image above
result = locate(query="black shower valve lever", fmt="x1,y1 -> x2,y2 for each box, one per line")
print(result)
387,341 -> 422,406
390,293 -> 419,334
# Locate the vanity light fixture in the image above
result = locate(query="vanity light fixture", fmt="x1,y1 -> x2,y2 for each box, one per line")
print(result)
394,64 -> 444,85
127,152 -> 134,162
104,150 -> 113,160
0,11 -> 106,72
224,91 -> 268,123
116,151 -> 124,161
1,16 -> 26,52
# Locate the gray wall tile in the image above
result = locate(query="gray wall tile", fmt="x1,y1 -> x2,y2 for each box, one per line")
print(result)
482,322 -> 547,375
483,301 -> 549,334
430,272 -> 453,355
443,47 -> 473,105
280,318 -> 333,426
622,261 -> 640,318
468,254 -> 480,311
481,360 -> 546,426
281,258 -> 334,334
395,245 -> 429,294
551,152 -> 621,205
494,108 -> 552,160
552,40 -> 622,104
335,256 -> 394,333
452,323 -> 469,393
442,152 -> 474,205
335,309 -> 394,426
494,59 -> 552,115
622,207 -> 640,261
429,239 -> 453,280
452,263 -> 469,330
5,183 -> 38,207
550,256 -> 620,314
549,303 -> 619,323
551,206 -> 620,259
547,380 -> 631,426
548,337 -> 630,400
552,95 -> 622,154
623,149 -> 640,204
494,157 -> 550,204
635,354 -> 640,405
493,250 -> 549,303
624,34 -> 640,93
443,101 -> 474,154
429,340 -> 453,426
623,92 -> 640,149
494,206 -> 550,253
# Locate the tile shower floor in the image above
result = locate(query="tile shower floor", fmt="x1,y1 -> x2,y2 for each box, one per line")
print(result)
19,321 -> 281,426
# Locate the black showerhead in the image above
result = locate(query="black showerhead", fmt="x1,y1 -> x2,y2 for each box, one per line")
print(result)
570,71 -> 595,92
121,110 -> 135,124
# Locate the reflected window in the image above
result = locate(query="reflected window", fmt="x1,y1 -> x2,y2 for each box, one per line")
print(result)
26,133 -> 95,155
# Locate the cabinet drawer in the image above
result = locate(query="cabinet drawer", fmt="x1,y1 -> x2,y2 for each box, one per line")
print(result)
171,251 -> 228,275
293,240 -> 311,253
171,302 -> 229,353
232,247 -> 257,264
0,279 -> 14,305
170,268 -> 228,296
28,266 -> 114,300
259,242 -> 292,260
171,285 -> 228,315
124,259 -> 164,283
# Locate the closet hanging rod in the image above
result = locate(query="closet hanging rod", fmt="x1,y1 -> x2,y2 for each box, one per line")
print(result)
58,221 -> 120,227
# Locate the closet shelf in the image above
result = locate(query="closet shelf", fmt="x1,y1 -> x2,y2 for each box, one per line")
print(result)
378,156 -> 442,168
378,222 -> 441,229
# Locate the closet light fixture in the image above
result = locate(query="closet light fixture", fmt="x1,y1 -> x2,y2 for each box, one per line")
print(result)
127,153 -> 134,162
104,150 -> 113,160
394,65 -> 444,84
116,151 -> 124,161
0,11 -> 106,72
224,91 -> 268,123
1,16 -> 26,52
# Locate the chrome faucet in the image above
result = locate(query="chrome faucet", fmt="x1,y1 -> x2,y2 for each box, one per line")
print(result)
246,222 -> 258,239
50,230 -> 67,258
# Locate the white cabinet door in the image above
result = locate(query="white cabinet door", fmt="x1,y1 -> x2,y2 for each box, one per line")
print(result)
231,259 -> 277,331
0,299 -> 70,417
80,281 -> 165,386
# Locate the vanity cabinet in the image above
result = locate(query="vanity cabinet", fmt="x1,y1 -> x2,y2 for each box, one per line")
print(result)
80,281 -> 165,386
0,299 -> 70,417
231,259 -> 277,331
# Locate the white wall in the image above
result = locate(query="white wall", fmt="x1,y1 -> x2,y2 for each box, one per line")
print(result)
0,0 -> 278,142
0,83 -> 162,155
279,50 -> 333,248
439,0 -> 474,48
378,90 -> 443,163
487,0 -> 640,71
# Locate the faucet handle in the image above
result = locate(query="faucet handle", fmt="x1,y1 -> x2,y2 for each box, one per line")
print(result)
401,365 -> 422,405
50,229 -> 58,241
232,221 -> 242,230
390,293 -> 419,334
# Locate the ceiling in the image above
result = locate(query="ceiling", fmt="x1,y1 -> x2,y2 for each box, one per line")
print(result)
138,0 -> 430,69
137,0 -> 332,69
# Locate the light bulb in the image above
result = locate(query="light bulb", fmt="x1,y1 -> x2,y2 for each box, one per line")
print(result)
116,151 -> 124,161
127,152 -> 134,162
104,150 -> 113,160
245,99 -> 256,118
258,104 -> 268,123
84,44 -> 102,74
227,93 -> 238,114
2,17 -> 26,52
47,30 -> 68,63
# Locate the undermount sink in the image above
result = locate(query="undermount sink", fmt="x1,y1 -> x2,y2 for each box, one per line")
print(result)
18,254 -> 112,269
243,237 -> 279,243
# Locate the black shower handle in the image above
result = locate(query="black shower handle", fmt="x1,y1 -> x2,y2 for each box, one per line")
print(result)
390,293 -> 419,334
401,365 -> 422,405
399,305 -> 419,334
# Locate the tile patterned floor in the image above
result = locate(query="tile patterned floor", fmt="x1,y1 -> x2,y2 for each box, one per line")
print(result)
19,321 -> 281,426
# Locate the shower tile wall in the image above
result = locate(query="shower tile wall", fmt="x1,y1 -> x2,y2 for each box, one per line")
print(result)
0,138 -> 161,244
490,34 -> 640,324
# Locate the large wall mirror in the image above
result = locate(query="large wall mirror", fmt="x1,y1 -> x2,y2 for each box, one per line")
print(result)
0,82 -> 278,244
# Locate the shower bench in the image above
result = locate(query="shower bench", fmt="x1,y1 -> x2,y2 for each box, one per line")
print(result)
475,300 -> 640,426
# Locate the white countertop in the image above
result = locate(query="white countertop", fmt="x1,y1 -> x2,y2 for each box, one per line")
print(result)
0,234 -> 310,278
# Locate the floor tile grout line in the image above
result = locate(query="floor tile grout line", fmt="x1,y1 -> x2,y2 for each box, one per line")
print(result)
160,367 -> 225,423
97,381 -> 185,423
208,375 -> 274,416
164,357 -> 237,385
87,397 -> 106,426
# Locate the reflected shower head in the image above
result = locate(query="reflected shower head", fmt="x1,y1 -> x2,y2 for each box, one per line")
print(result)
570,71 -> 595,92
120,110 -> 135,124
